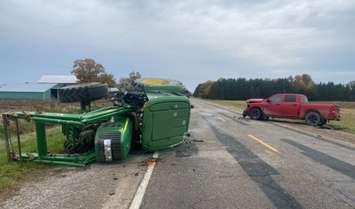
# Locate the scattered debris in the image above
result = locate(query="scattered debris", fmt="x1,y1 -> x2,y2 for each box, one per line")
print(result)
192,139 -> 204,143
175,139 -> 198,158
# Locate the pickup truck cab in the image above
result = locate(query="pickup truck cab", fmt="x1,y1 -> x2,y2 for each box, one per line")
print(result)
242,93 -> 340,126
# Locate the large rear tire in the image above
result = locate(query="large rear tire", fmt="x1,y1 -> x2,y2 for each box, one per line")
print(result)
58,83 -> 108,103
305,111 -> 323,126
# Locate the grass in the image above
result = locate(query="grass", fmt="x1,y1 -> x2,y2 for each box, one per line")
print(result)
0,125 -> 65,194
328,108 -> 355,134
0,125 -> 3,136
207,99 -> 246,111
207,99 -> 355,134
0,99 -> 106,196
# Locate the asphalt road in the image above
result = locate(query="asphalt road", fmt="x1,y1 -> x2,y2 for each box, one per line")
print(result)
2,98 -> 355,209
141,99 -> 355,209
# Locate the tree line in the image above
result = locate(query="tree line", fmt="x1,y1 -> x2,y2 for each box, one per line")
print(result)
193,74 -> 355,101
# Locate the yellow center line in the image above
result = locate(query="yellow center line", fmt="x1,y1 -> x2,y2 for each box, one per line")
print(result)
248,134 -> 280,154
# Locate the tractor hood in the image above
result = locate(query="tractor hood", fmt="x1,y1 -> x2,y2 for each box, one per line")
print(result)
246,98 -> 264,103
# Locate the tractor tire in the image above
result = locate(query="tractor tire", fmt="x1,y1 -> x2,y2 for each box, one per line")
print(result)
64,129 -> 96,154
305,111 -> 323,126
58,83 -> 108,103
250,108 -> 263,120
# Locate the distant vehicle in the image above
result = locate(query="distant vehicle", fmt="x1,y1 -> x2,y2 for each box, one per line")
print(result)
242,93 -> 340,126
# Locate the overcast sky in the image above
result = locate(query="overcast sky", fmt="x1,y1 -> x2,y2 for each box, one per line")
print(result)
1,0 -> 355,90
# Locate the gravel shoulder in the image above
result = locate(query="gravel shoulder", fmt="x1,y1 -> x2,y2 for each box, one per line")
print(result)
0,155 -> 149,209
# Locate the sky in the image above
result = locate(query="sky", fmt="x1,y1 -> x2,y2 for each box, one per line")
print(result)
0,0 -> 355,91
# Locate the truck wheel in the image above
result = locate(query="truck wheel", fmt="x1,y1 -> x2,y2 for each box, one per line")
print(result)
250,108 -> 263,120
58,83 -> 108,103
305,111 -> 322,126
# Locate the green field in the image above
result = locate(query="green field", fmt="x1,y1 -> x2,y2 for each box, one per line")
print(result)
328,108 -> 355,134
0,126 -> 64,194
207,99 -> 246,111
207,99 -> 355,134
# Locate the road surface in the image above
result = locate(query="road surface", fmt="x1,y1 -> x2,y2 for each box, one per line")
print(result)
141,99 -> 355,209
2,98 -> 355,209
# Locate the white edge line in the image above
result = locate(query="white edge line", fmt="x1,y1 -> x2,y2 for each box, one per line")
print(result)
129,152 -> 158,209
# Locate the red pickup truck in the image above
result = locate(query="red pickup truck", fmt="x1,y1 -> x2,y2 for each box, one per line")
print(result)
242,93 -> 340,126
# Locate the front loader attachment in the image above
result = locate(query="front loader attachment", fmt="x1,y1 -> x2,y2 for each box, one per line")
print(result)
2,106 -> 133,167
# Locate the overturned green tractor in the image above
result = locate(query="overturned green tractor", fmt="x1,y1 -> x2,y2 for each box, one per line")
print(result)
2,82 -> 191,166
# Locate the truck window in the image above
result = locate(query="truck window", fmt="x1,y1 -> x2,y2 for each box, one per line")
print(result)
302,96 -> 309,103
284,95 -> 296,102
269,94 -> 281,103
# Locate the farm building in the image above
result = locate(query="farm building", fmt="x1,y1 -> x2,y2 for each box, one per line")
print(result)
0,75 -> 77,100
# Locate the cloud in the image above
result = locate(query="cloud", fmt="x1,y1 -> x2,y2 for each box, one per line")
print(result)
0,0 -> 355,90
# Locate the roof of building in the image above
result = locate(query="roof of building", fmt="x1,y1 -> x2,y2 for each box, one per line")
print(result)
0,83 -> 55,92
38,75 -> 78,84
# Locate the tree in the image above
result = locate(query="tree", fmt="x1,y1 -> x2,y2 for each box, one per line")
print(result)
348,81 -> 355,100
117,71 -> 143,92
293,74 -> 315,91
193,74 -> 355,101
193,81 -> 215,98
72,58 -> 116,86
98,73 -> 116,87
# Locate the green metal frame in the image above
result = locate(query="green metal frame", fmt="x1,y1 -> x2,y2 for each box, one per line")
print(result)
142,95 -> 191,151
3,105 -> 133,167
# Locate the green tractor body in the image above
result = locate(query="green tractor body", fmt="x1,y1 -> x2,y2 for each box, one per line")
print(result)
142,94 -> 190,151
2,82 -> 191,166
95,117 -> 133,162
